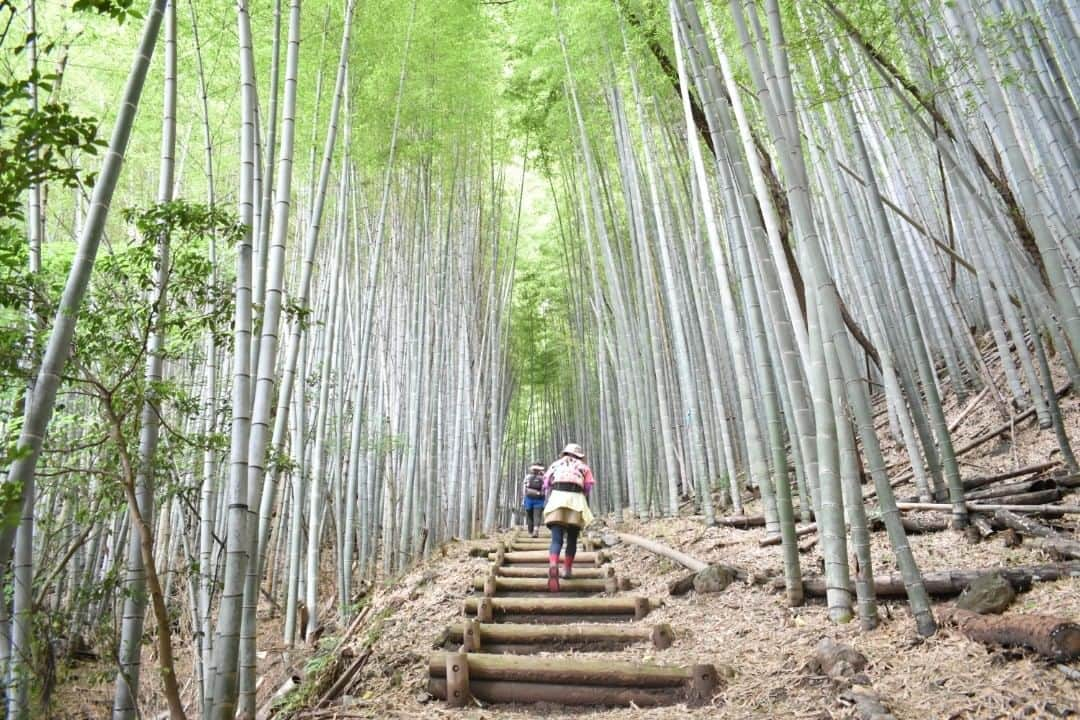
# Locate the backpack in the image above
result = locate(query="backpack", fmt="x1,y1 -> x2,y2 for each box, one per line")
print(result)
525,474 -> 544,498
551,458 -> 584,487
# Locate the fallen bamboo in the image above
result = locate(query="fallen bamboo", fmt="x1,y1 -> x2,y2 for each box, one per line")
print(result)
965,478 -> 1059,501
490,550 -> 608,565
950,382 -> 1071,458
970,514 -> 995,540
313,648 -> 372,709
962,461 -> 1060,491
472,576 -> 615,594
443,621 -> 675,650
980,488 -> 1062,505
896,502 -> 1080,514
762,515 -> 951,548
615,532 -> 707,572
993,510 -> 1080,560
791,562 -> 1080,598
948,386 -> 991,433
875,383 -> 1072,494
939,607 -> 1080,662
759,524 -> 818,547
714,515 -> 767,529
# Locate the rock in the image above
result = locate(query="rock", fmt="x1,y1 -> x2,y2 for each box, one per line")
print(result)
693,565 -> 735,594
955,572 -> 1015,614
842,686 -> 898,720
415,690 -> 433,704
1001,528 -> 1022,547
668,571 -> 698,596
811,638 -> 868,679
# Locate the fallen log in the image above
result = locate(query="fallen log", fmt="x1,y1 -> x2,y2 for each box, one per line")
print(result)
980,488 -> 1061,505
966,478 -> 1059,501
939,607 -> 1080,662
763,515 -> 951,549
463,596 -> 661,622
791,562 -> 1080,598
443,621 -> 674,651
896,502 -> 1080,515
472,576 -> 615,594
969,514 -> 995,540
714,514 -> 767,529
1054,472 -> 1080,488
895,515 -> 952,534
615,532 -> 707,572
759,524 -> 818,547
490,550 -> 608,565
993,509 -> 1080,560
496,565 -> 612,579
962,461 -> 1060,492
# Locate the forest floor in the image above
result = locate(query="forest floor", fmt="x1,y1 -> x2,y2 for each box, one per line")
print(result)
54,362 -> 1080,719
272,380 -> 1080,719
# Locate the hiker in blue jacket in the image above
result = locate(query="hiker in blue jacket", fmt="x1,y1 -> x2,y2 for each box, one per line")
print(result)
522,464 -> 546,537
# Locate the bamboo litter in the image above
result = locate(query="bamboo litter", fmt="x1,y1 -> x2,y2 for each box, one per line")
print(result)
293,374 -> 1080,719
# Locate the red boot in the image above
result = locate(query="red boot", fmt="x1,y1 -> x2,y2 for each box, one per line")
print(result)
547,565 -> 560,593
561,555 -> 574,580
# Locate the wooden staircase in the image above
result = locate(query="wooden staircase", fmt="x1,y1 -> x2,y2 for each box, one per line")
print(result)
428,529 -> 720,708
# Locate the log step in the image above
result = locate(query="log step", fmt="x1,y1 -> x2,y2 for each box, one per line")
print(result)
508,540 -> 598,552
496,565 -> 612,579
429,678 -> 694,707
428,652 -> 718,707
474,576 -> 616,594
463,596 -> 660,623
490,550 -> 609,565
442,620 -> 674,652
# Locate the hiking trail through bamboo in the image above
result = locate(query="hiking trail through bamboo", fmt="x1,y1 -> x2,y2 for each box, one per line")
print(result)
429,529 -> 720,707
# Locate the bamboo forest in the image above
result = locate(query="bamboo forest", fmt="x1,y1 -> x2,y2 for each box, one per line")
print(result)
1,0 -> 1079,716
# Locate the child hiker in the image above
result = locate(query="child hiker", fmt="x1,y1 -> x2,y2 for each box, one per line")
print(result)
522,463 -> 546,537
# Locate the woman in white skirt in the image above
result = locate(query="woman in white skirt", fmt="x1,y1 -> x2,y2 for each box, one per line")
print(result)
542,443 -> 595,592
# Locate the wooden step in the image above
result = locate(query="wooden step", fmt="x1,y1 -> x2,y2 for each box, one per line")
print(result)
463,596 -> 660,623
490,550 -> 609,565
473,575 -> 616,595
496,565 -> 612,579
441,620 -> 674,652
429,652 -> 718,707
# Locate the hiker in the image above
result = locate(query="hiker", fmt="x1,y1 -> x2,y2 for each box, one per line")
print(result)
543,443 -> 595,592
522,463 -> 546,537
